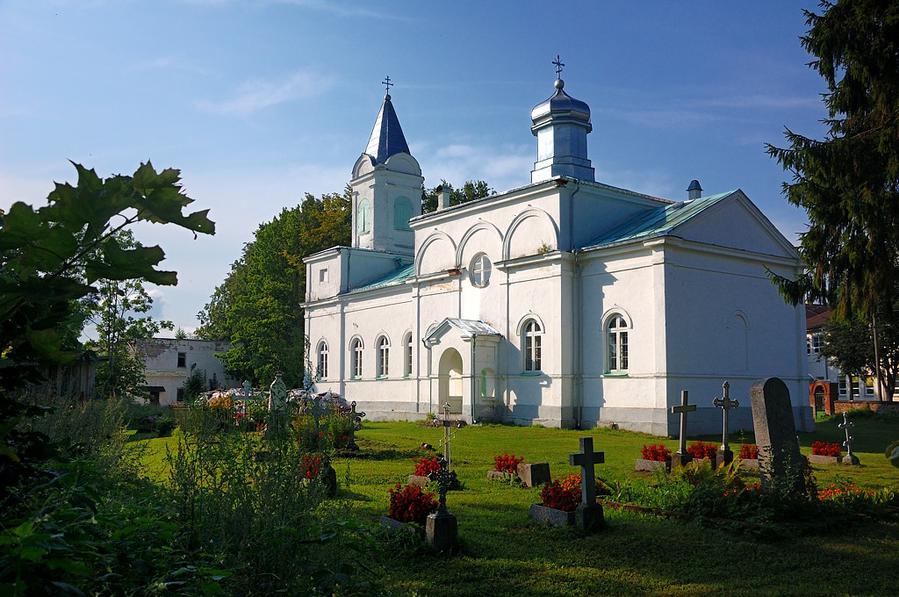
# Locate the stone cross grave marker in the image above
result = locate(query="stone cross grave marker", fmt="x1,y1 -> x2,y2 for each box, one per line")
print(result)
266,373 -> 288,438
839,412 -> 860,465
425,456 -> 458,551
671,390 -> 696,466
750,377 -> 806,490
346,401 -> 366,451
713,380 -> 739,465
441,402 -> 453,470
568,437 -> 605,531
242,379 -> 252,400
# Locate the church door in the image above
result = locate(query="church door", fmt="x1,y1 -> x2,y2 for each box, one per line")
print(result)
438,348 -> 464,414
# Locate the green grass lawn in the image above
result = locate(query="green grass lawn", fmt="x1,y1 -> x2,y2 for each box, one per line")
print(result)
134,416 -> 899,596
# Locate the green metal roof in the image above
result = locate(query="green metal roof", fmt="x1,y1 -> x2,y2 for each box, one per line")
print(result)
349,263 -> 414,294
582,190 -> 738,250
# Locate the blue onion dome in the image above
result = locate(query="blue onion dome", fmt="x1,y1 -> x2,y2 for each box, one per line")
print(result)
530,78 -> 592,133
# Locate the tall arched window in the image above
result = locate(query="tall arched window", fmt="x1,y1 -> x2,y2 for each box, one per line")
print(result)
404,332 -> 413,377
393,197 -> 412,231
357,199 -> 371,234
317,341 -> 329,379
350,338 -> 363,378
607,315 -> 629,373
376,335 -> 390,377
523,319 -> 542,372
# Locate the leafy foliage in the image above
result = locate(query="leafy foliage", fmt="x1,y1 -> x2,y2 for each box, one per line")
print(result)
812,440 -> 842,457
822,304 -> 899,398
766,1 -> 899,320
413,456 -> 440,477
686,441 -> 717,460
493,453 -> 524,474
196,189 -> 351,388
421,179 -> 493,214
640,444 -> 671,462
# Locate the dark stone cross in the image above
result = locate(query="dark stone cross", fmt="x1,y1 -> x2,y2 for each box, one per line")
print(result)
670,390 -> 696,466
425,456 -> 458,551
569,437 -> 604,505
713,381 -> 739,464
434,457 -> 453,514
441,402 -> 453,469
553,54 -> 565,78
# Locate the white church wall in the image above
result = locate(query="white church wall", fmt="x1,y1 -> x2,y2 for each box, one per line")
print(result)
674,192 -> 798,259
577,247 -> 668,434
662,243 -> 812,434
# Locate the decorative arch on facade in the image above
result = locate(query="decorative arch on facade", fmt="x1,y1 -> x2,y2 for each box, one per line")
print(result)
502,207 -> 559,261
351,154 -> 376,179
516,311 -> 547,337
383,152 -> 422,175
455,221 -> 504,266
600,306 -> 633,330
415,231 -> 457,276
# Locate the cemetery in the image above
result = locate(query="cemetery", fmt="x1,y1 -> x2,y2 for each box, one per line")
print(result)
129,375 -> 899,595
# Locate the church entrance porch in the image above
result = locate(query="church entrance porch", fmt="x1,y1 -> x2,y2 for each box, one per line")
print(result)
423,318 -> 502,423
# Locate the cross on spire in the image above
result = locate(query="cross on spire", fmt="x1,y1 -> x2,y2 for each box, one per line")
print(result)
382,75 -> 393,96
552,54 -> 565,79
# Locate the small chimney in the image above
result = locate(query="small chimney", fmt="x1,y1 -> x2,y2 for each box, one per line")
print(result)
437,185 -> 451,210
687,179 -> 702,201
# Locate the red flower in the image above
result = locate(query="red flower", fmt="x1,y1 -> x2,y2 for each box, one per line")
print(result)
540,473 -> 608,512
493,453 -> 525,474
641,444 -> 671,462
387,483 -> 438,524
413,456 -> 441,477
300,454 -> 323,480
811,441 -> 841,457
687,441 -> 717,459
739,444 -> 758,460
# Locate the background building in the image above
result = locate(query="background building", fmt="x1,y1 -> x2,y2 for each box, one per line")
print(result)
132,338 -> 234,406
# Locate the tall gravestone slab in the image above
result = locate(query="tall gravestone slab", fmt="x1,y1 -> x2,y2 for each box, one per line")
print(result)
750,377 -> 805,488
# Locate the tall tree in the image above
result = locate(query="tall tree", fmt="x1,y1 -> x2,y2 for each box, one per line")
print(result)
421,180 -> 493,214
196,188 -> 351,387
767,0 -> 899,398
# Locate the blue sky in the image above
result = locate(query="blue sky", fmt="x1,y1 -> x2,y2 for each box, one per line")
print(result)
0,0 -> 827,333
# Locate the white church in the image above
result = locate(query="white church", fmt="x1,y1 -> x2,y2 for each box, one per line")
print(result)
302,72 -> 814,436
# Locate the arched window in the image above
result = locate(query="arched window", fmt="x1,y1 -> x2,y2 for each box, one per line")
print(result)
404,332 -> 413,377
317,341 -> 329,379
393,197 -> 413,231
357,199 -> 371,234
376,335 -> 390,377
523,319 -> 542,372
350,338 -> 363,378
607,315 -> 629,373
469,252 -> 492,288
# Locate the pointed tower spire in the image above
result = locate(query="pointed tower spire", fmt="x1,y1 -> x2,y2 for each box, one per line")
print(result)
364,77 -> 411,163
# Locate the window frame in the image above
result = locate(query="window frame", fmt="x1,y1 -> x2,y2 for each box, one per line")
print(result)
393,197 -> 413,231
522,319 -> 543,372
350,338 -> 363,379
177,352 -> 186,368
317,341 -> 329,379
606,314 -> 629,374
376,335 -> 390,378
469,252 -> 492,288
403,332 -> 413,377
357,198 -> 371,234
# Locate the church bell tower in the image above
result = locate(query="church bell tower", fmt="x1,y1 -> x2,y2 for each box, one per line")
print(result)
530,56 -> 595,183
350,77 -> 424,256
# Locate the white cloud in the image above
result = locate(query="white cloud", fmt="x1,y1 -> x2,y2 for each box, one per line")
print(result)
418,141 -> 533,193
195,69 -> 335,116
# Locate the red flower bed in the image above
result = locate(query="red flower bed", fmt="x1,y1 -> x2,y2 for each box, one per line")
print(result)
494,453 -> 525,474
818,482 -> 873,501
387,483 -> 438,524
739,444 -> 758,460
640,444 -> 671,462
812,441 -> 841,457
300,454 -> 323,480
413,456 -> 441,477
540,473 -> 609,512
687,441 -> 717,459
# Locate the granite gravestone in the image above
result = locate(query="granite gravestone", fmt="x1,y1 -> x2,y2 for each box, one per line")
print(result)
750,377 -> 806,489
266,373 -> 289,439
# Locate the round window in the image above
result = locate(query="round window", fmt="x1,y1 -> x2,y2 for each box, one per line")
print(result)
469,253 -> 492,288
